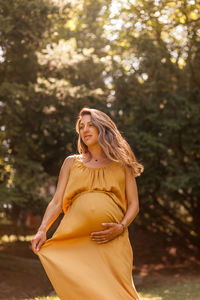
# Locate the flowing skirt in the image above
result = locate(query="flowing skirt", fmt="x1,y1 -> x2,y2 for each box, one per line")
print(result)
37,191 -> 140,300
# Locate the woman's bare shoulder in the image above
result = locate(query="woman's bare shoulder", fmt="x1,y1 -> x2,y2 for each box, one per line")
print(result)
62,154 -> 79,171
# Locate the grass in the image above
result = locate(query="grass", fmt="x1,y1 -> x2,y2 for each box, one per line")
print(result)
25,278 -> 200,300
138,278 -> 200,300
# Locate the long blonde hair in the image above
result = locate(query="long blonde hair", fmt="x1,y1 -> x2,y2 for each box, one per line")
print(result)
75,107 -> 144,177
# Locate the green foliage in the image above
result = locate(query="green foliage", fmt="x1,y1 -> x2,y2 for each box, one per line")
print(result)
0,0 -> 55,83
110,0 -> 200,248
0,0 -> 110,216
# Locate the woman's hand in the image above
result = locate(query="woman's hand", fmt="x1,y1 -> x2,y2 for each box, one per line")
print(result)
90,222 -> 124,244
31,230 -> 46,254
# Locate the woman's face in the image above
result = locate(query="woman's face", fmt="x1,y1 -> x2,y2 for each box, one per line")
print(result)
79,114 -> 99,147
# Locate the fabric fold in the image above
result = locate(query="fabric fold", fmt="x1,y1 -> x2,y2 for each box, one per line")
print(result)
38,155 -> 140,300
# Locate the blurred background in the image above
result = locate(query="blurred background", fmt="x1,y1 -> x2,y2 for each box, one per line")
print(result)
0,0 -> 200,299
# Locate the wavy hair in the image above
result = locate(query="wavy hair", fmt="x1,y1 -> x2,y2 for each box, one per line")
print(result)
75,107 -> 144,177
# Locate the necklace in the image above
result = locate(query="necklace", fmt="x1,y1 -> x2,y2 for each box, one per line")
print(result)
92,157 -> 107,163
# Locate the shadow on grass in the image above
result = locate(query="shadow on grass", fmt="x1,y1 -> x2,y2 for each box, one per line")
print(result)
0,253 -> 53,299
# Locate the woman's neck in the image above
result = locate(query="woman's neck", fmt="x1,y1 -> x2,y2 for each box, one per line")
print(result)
86,146 -> 107,161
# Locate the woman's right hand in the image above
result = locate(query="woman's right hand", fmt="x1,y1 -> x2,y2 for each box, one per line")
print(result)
31,230 -> 46,254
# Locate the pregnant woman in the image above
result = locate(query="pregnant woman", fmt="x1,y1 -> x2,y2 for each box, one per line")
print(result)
31,107 -> 144,300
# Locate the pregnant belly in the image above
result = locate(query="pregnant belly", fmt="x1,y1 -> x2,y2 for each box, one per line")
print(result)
54,192 -> 124,239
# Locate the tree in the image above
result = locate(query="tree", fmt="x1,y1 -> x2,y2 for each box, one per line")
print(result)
0,0 -> 111,215
108,0 -> 200,250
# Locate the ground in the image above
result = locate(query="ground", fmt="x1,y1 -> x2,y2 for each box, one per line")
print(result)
0,222 -> 200,300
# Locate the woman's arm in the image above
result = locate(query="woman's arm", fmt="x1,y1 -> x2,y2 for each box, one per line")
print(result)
31,156 -> 74,253
119,166 -> 140,229
90,166 -> 140,244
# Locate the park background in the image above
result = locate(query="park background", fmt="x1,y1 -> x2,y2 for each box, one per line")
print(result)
0,0 -> 199,299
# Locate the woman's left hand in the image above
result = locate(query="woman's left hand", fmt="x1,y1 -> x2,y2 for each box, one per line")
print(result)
90,222 -> 124,244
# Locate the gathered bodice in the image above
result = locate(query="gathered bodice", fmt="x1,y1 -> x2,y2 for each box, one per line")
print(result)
62,155 -> 127,214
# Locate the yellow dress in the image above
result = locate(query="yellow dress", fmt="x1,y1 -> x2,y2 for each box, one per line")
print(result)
37,155 -> 140,300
